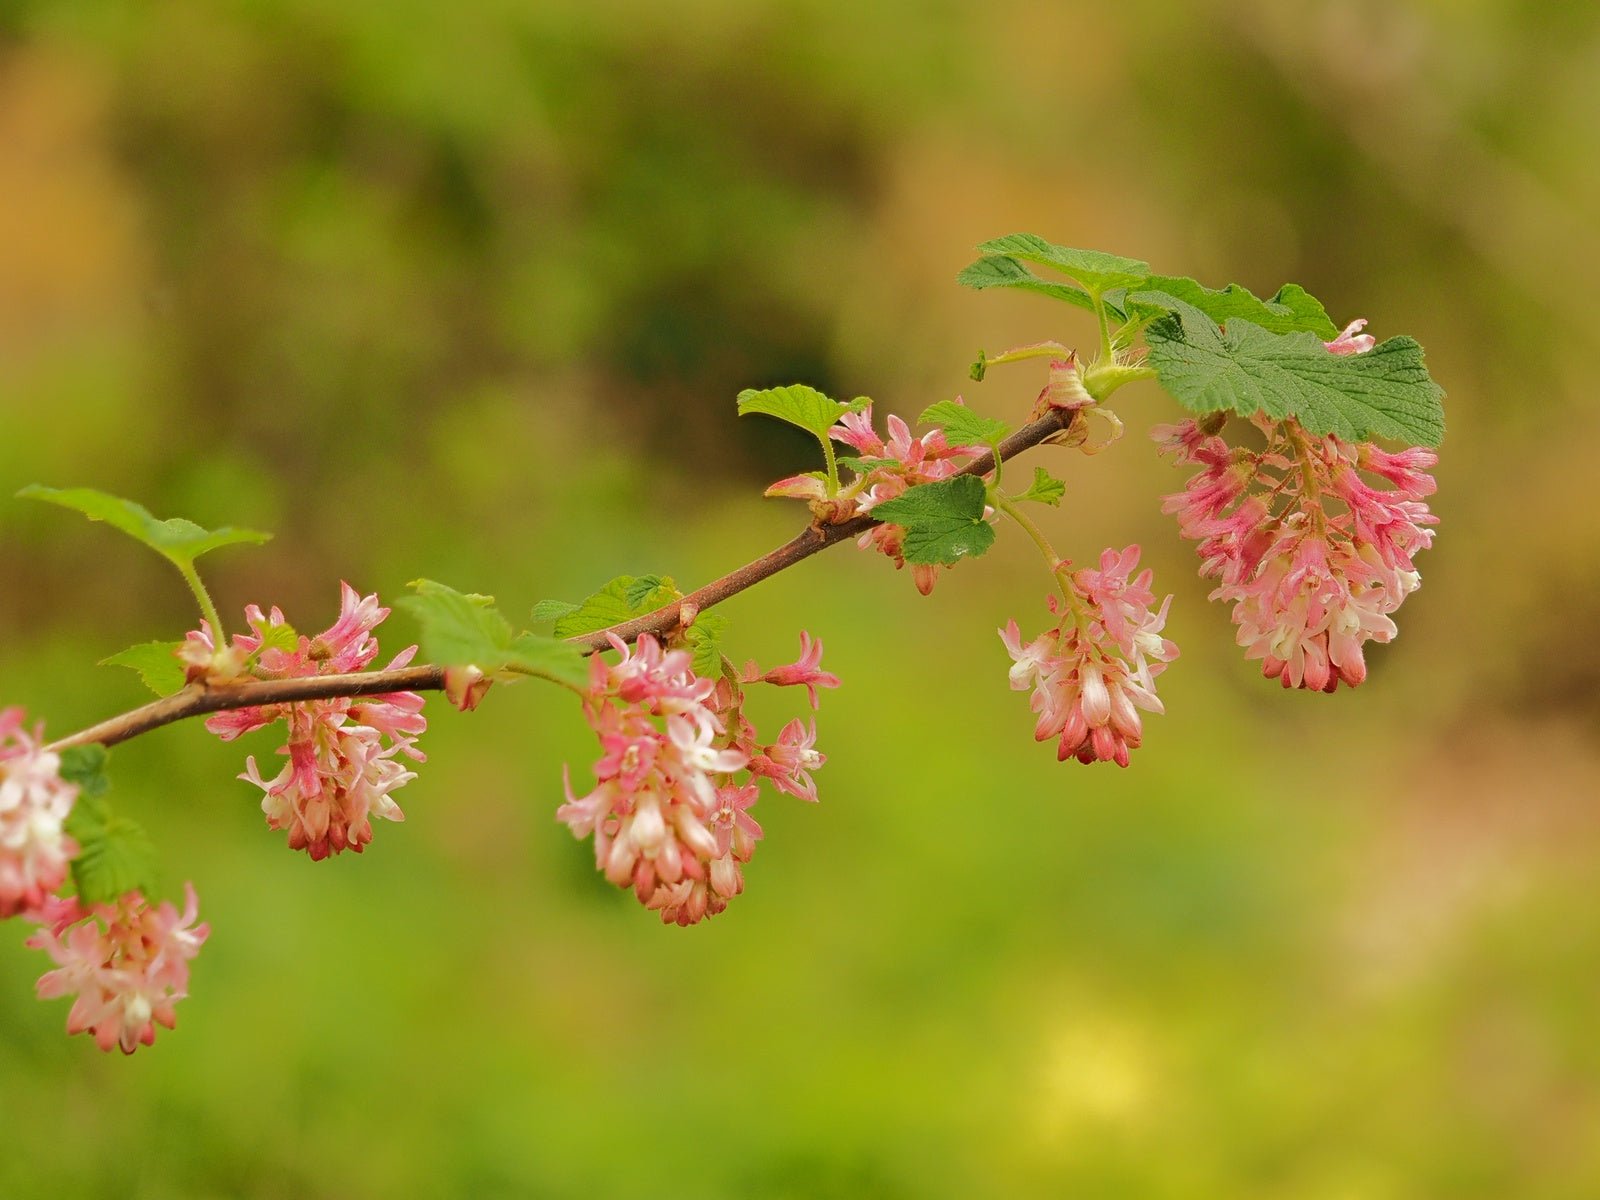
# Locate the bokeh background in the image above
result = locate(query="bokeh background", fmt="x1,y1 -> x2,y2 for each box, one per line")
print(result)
2,1 -> 1597,1196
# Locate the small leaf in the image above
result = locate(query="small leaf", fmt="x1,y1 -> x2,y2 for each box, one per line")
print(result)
551,574 -> 682,639
974,234 -> 1150,293
957,255 -> 1098,315
918,401 -> 1010,448
70,815 -> 159,907
1146,308 -> 1446,447
258,622 -> 300,654
400,580 -> 587,688
18,486 -> 270,572
736,385 -> 869,440
101,642 -> 187,697
59,745 -> 111,799
531,598 -> 580,623
684,613 -> 731,678
399,579 -> 515,667
1126,276 -> 1339,339
869,475 -> 996,566
970,349 -> 987,382
835,457 -> 900,475
1017,467 -> 1066,507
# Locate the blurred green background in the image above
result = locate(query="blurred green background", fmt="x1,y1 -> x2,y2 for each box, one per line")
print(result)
2,1 -> 1597,1196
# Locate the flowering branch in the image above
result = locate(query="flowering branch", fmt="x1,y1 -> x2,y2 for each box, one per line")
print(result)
47,406 -> 1081,756
3,232 -> 1447,1053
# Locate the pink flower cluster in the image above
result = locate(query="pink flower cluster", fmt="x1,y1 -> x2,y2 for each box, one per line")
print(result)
768,403 -> 980,594
193,583 -> 426,859
559,631 -> 837,925
0,708 -> 79,916
1001,546 -> 1179,766
1154,409 -> 1438,692
27,885 -> 208,1055
2,706 -> 207,1054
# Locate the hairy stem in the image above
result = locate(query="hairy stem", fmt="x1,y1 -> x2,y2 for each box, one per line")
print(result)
50,406 -> 1079,752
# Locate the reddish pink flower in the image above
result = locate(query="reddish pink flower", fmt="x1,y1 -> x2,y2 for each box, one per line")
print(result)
741,631 -> 841,709
559,630 -> 830,926
193,583 -> 426,859
1156,413 -> 1437,691
28,883 -> 208,1055
1000,546 -> 1179,766
0,708 -> 79,918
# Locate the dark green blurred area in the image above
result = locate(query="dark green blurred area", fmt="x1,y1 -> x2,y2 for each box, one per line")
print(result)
2,1 -> 1598,1196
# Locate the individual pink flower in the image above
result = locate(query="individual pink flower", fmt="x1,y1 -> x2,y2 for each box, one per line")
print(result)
27,883 -> 208,1055
749,718 -> 825,801
1000,546 -> 1178,766
1324,318 -> 1377,356
194,583 -> 426,859
0,708 -> 79,918
1155,404 -> 1437,691
741,631 -> 841,709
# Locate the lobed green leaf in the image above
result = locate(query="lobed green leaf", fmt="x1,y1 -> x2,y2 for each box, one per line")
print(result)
1126,277 -> 1339,339
1146,308 -> 1446,446
401,579 -> 588,689
684,613 -> 731,679
17,485 -> 270,572
918,401 -> 1010,448
101,642 -> 187,697
974,234 -> 1150,293
736,385 -> 869,440
956,255 -> 1098,315
869,475 -> 996,566
58,745 -> 111,799
1017,466 -> 1066,507
550,574 -> 681,639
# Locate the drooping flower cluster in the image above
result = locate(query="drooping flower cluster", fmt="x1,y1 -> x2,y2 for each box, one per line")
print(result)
559,631 -> 837,925
0,708 -> 79,916
27,884 -> 208,1055
1001,546 -> 1179,766
1154,397 -> 1437,692
1,706 -> 207,1054
191,583 -> 427,859
769,404 -> 981,594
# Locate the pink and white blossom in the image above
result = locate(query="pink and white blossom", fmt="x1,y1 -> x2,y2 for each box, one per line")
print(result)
193,583 -> 426,859
28,883 -> 208,1055
0,708 -> 79,918
1000,547 -> 1178,766
1155,403 -> 1438,691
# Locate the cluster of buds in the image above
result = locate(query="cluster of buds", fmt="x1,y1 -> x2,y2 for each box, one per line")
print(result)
1154,394 -> 1437,691
559,630 -> 837,925
769,404 -> 981,594
188,583 -> 427,859
1,707 -> 207,1053
1001,546 -> 1179,766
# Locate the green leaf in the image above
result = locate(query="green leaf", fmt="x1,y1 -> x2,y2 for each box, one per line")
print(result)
1017,467 -> 1066,507
17,486 -> 271,572
101,641 -> 187,697
1126,277 -> 1339,339
63,781 -> 159,906
736,385 -> 869,439
1146,309 -> 1446,447
974,234 -> 1150,293
956,255 -> 1098,315
58,745 -> 111,799
835,457 -> 899,475
869,475 -> 996,566
399,579 -> 515,666
258,622 -> 300,654
530,598 -> 580,623
684,613 -> 731,678
918,401 -> 1010,447
400,580 -> 588,688
551,574 -> 681,639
